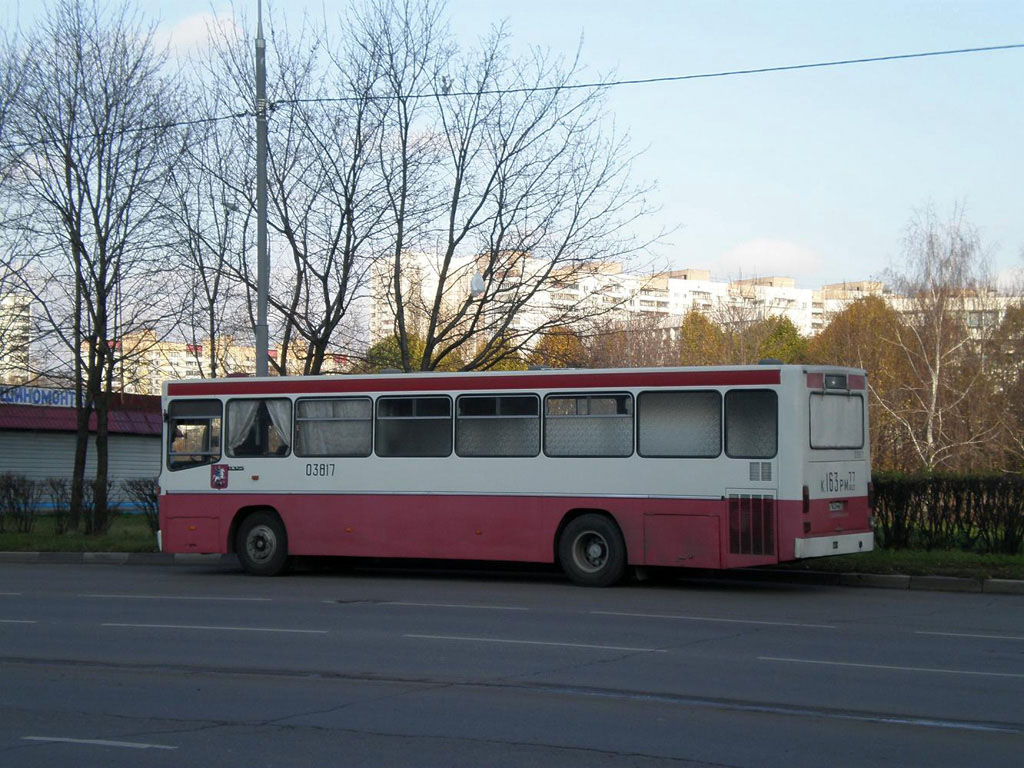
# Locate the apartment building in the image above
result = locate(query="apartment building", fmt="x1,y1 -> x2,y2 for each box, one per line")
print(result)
0,292 -> 32,385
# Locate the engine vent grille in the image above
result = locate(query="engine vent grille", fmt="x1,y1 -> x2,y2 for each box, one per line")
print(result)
748,462 -> 773,482
729,493 -> 775,555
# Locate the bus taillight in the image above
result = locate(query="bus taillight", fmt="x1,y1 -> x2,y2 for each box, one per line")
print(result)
802,485 -> 810,516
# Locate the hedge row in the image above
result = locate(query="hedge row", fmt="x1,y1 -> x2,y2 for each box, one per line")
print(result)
0,473 -> 159,536
872,473 -> 1024,555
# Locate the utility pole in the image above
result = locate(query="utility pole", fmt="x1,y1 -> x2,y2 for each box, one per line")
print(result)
254,0 -> 269,377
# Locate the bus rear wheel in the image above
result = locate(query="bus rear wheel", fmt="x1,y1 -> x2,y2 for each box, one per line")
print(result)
236,512 -> 289,576
559,514 -> 626,587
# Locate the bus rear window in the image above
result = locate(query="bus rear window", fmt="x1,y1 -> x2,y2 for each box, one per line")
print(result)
810,393 -> 864,449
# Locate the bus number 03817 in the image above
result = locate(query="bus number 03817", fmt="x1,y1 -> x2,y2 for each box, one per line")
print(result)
305,463 -> 336,477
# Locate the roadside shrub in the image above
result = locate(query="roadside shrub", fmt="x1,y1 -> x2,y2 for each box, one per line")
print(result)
44,477 -> 73,534
82,480 -> 117,536
121,477 -> 160,535
0,473 -> 41,534
873,473 -> 1024,555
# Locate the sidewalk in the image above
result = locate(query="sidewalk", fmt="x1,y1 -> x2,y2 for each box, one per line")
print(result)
2,550 -> 1023,594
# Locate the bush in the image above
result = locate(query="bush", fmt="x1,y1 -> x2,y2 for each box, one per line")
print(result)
873,473 -> 1024,555
82,480 -> 117,536
44,477 -> 73,534
0,473 -> 41,534
121,477 -> 159,534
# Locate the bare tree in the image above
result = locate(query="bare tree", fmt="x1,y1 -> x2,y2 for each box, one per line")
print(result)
196,8 -> 386,376
5,0 -> 183,527
362,0 -> 656,371
164,92 -> 253,378
880,205 -> 1000,471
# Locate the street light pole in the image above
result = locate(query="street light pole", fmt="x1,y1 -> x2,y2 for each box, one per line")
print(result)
255,0 -> 269,377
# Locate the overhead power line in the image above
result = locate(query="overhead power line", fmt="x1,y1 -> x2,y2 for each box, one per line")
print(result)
280,43 -> 1024,106
3,43 -> 1021,151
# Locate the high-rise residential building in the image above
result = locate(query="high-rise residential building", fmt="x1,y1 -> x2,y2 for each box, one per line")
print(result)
0,292 -> 32,385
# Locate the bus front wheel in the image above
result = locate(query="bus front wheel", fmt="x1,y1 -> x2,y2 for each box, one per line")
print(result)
559,514 -> 626,587
236,512 -> 289,576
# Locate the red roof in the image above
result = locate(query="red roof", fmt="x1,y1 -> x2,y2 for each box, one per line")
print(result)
0,396 -> 161,436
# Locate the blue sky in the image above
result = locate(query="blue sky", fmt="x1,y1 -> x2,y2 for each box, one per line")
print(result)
7,0 -> 1023,288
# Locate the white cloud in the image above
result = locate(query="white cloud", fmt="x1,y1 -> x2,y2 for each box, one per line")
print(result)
717,238 -> 823,282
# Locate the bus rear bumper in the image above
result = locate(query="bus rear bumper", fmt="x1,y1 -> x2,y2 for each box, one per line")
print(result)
794,531 -> 873,559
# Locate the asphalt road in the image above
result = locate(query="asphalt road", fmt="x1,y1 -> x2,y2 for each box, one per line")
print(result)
0,561 -> 1022,767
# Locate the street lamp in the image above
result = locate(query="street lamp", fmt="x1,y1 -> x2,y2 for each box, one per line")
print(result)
254,0 -> 269,377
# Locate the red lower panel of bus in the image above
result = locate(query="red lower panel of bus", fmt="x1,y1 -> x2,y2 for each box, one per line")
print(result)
159,493 -> 871,570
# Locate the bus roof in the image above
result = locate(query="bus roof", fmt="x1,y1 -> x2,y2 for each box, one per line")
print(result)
163,364 -> 866,398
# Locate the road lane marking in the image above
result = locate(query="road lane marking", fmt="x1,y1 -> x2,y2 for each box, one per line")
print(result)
0,592 -> 23,596
0,619 -> 37,624
23,736 -> 176,750
405,634 -> 666,653
915,630 -> 1024,642
593,611 -> 836,629
103,623 -> 327,634
760,656 -> 1024,679
83,594 -> 271,602
384,602 -> 529,611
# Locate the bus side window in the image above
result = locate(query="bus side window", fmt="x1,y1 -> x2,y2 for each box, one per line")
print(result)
295,397 -> 372,457
725,389 -> 778,459
375,396 -> 452,457
456,395 -> 540,457
226,398 -> 292,458
544,393 -> 633,457
638,390 -> 721,458
167,399 -> 222,470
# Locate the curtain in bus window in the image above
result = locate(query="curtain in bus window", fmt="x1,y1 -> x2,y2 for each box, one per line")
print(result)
227,400 -> 260,452
264,399 -> 292,451
809,393 -> 864,449
638,391 -> 721,457
295,398 -> 372,457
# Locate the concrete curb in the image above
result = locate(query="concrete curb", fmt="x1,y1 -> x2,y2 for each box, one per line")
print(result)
838,573 -> 912,590
909,574 -> 983,593
984,579 -> 1024,595
0,552 -> 1021,594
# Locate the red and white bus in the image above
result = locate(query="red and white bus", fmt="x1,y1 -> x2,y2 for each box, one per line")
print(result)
158,364 -> 873,585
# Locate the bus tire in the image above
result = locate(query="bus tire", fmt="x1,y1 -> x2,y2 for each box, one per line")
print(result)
559,514 -> 626,587
236,512 -> 289,576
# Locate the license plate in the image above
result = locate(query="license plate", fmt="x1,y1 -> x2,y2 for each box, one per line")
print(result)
829,501 -> 844,512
